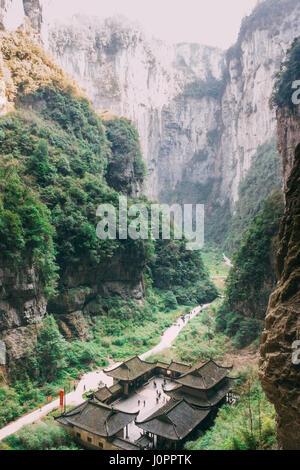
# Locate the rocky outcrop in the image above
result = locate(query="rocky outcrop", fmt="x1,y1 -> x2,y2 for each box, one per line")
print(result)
48,250 -> 145,338
0,261 -> 46,365
277,106 -> 300,197
0,0 -> 24,31
259,106 -> 300,450
0,0 -> 44,32
22,0 -> 43,32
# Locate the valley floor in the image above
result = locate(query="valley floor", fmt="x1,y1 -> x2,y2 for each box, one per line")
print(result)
0,305 -> 205,442
0,250 -> 275,451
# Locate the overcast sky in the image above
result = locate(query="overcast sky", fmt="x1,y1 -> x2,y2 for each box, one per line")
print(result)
46,0 -> 259,49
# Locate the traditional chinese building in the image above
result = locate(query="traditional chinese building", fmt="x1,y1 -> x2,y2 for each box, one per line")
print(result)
56,357 -> 236,450
55,399 -> 139,450
165,360 -> 236,408
135,398 -> 210,450
104,356 -> 156,395
87,383 -> 123,405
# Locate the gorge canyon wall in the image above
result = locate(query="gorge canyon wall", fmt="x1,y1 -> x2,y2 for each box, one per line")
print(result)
260,104 -> 300,450
45,0 -> 300,217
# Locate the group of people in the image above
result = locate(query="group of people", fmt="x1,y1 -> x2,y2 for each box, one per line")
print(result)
137,399 -> 146,408
176,305 -> 203,327
153,379 -> 167,405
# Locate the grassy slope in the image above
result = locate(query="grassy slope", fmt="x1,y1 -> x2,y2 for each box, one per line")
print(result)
201,247 -> 231,292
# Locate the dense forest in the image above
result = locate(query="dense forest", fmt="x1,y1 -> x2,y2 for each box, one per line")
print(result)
0,29 -> 216,429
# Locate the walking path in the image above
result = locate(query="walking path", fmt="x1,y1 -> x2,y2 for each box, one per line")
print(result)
223,253 -> 233,267
0,303 -> 210,442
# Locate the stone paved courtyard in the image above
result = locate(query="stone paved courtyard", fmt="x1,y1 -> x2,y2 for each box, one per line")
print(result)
113,376 -> 177,441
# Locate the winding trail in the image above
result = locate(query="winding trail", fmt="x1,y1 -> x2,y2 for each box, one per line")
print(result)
223,253 -> 233,267
0,303 -> 210,442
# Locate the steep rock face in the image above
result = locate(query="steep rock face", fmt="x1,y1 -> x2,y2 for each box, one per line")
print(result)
260,106 -> 300,450
48,249 -> 145,335
277,106 -> 300,197
0,0 -> 24,31
0,29 -> 148,365
218,1 -> 300,206
47,16 -> 225,201
0,0 -> 44,32
22,0 -> 43,32
0,261 -> 46,365
46,1 -> 300,213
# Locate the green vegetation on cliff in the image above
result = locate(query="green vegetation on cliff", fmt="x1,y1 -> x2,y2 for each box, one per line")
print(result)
215,192 -> 284,348
0,30 -> 216,431
149,238 -> 218,305
223,141 -> 282,253
105,117 -> 146,194
0,170 -> 57,295
273,36 -> 300,110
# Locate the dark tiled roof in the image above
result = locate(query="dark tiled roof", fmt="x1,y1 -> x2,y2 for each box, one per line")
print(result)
168,361 -> 191,374
89,386 -> 112,403
135,399 -> 209,441
175,360 -> 233,390
135,434 -> 153,448
104,356 -> 156,381
55,400 -> 138,437
112,437 -> 141,450
165,377 -> 237,407
109,383 -> 123,395
87,383 -> 122,404
155,361 -> 170,369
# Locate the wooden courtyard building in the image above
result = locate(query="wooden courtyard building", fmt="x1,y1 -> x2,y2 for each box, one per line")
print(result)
136,399 -> 210,450
104,356 -> 156,395
104,356 -> 193,395
56,357 -> 236,450
165,360 -> 237,409
55,400 -> 140,450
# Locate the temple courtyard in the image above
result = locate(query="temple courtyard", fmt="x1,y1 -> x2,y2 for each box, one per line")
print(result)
113,376 -> 177,441
56,356 -> 236,450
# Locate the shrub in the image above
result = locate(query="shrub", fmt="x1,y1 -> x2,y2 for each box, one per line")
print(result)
4,423 -> 81,450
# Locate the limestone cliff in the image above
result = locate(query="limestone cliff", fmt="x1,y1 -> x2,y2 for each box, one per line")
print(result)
47,15 -> 225,201
217,0 -> 300,206
0,0 -> 24,31
260,104 -> 300,449
46,0 -> 300,217
2,0 -> 299,235
0,29 -> 147,367
0,0 -> 44,32
0,261 -> 46,365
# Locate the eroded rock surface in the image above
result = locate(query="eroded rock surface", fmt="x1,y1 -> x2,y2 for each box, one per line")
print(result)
260,107 -> 300,450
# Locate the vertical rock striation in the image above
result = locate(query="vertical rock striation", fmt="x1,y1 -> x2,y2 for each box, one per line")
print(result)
46,1 -> 300,213
0,0 -> 24,31
260,105 -> 300,450
47,15 -> 225,201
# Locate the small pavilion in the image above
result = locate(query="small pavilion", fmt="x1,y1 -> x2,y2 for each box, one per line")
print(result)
104,356 -> 156,395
